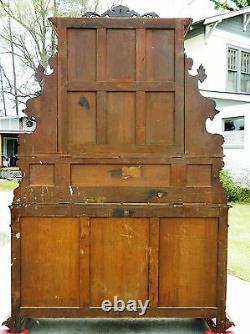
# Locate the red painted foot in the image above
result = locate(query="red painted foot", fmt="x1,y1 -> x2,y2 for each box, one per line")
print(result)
0,329 -> 29,334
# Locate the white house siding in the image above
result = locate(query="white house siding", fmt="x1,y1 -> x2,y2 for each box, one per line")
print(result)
185,17 -> 250,186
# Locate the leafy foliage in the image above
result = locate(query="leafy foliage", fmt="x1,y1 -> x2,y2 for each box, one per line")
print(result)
211,0 -> 250,10
220,169 -> 250,203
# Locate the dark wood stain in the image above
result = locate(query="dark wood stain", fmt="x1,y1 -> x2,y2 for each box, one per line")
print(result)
7,8 -> 230,334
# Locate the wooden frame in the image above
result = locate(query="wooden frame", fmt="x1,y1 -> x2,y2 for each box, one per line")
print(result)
5,7 -> 231,333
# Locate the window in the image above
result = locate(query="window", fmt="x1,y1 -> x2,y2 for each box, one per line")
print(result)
222,116 -> 244,148
227,47 -> 250,93
2,136 -> 18,167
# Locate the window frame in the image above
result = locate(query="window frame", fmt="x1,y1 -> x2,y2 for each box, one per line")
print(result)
221,116 -> 245,149
226,44 -> 250,94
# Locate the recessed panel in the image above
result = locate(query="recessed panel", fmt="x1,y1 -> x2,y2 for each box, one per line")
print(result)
68,92 -> 97,146
90,218 -> 149,306
146,92 -> 174,145
107,92 -> 135,144
146,29 -> 175,81
21,217 -> 80,307
67,29 -> 96,82
187,165 -> 212,187
71,164 -> 170,187
159,218 -> 218,306
107,29 -> 136,81
30,164 -> 54,186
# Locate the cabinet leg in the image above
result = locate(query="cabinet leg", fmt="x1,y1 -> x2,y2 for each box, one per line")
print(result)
2,314 -> 28,333
204,315 -> 234,333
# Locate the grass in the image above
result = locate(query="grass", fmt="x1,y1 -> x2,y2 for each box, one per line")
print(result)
0,179 -> 19,191
228,203 -> 250,282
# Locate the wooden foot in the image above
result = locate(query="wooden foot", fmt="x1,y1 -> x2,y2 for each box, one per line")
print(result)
2,315 -> 26,333
205,316 -> 235,333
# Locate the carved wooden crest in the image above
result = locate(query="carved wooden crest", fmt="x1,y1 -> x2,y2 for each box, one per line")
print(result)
83,5 -> 159,18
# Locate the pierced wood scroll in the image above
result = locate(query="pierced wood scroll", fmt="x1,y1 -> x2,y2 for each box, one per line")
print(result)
7,6 -> 229,334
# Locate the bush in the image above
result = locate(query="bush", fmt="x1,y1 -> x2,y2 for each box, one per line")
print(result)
220,169 -> 250,203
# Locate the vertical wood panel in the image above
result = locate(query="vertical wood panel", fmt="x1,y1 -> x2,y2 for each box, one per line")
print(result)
55,163 -> 70,186
97,28 -> 107,81
21,217 -> 80,307
136,29 -> 146,81
146,29 -> 175,82
67,29 -> 96,82
107,29 -> 136,81
174,20 -> 185,154
149,218 -> 159,307
159,218 -> 218,307
136,91 -> 146,144
79,217 -> 90,307
107,92 -> 136,144
216,214 -> 228,331
90,218 -> 149,306
146,92 -> 174,145
171,164 -> 186,187
68,92 -> 97,146
11,216 -> 21,320
96,91 -> 107,144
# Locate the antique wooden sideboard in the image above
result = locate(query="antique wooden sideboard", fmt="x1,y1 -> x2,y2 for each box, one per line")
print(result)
5,6 -> 232,333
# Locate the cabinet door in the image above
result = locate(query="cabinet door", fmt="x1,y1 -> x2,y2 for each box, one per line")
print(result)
21,217 -> 80,307
158,218 -> 218,306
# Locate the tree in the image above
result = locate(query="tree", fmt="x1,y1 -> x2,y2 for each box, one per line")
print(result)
211,0 -> 250,10
0,0 -> 119,114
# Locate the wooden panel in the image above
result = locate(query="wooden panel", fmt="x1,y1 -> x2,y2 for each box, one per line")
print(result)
146,92 -> 174,145
79,217 -> 90,307
20,217 -> 80,306
159,218 -> 218,307
29,164 -> 54,186
107,92 -> 135,144
96,91 -> 107,144
146,29 -> 175,82
187,165 -> 212,187
90,218 -> 149,305
68,92 -> 97,146
107,29 -> 136,81
71,164 -> 170,187
67,29 -> 96,82
149,218 -> 159,307
136,91 -> 146,144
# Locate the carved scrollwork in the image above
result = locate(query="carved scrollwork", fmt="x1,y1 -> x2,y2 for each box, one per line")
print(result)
102,5 -> 140,17
35,63 -> 45,82
83,5 -> 159,18
141,12 -> 159,18
197,64 -> 207,83
83,11 -> 101,17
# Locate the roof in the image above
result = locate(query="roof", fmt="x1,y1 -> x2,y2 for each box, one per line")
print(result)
0,111 -> 27,119
192,6 -> 250,26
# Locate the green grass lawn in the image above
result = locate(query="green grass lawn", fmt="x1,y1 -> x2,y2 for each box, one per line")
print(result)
0,179 -> 19,191
228,203 -> 250,282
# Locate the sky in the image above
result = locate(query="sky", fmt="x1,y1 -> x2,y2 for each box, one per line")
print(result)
119,0 -> 221,21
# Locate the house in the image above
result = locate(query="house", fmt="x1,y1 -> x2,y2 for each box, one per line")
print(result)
0,113 -> 35,179
185,7 -> 250,186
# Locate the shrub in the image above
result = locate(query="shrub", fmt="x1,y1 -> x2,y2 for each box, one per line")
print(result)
220,169 -> 250,203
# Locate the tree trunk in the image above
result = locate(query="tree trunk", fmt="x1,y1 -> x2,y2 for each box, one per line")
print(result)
7,5 -> 19,115
0,62 -> 7,116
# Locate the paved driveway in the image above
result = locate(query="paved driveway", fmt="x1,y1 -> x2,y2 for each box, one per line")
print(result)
1,191 -> 248,334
